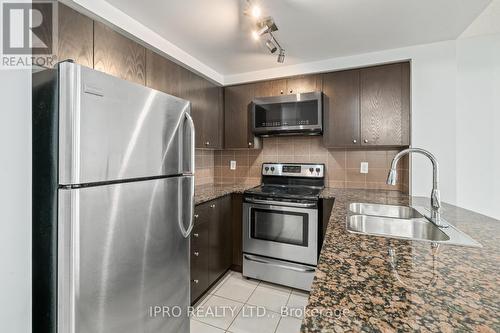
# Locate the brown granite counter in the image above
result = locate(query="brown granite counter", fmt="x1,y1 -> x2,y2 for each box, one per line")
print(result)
194,183 -> 257,205
304,188 -> 499,332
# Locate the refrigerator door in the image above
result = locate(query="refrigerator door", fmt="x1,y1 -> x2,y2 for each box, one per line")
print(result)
58,62 -> 192,185
58,177 -> 191,333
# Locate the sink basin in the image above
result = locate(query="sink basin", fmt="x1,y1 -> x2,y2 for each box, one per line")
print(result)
349,203 -> 423,219
347,215 -> 450,242
346,202 -> 482,247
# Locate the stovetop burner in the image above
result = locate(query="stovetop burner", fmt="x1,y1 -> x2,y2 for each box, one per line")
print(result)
245,185 -> 321,201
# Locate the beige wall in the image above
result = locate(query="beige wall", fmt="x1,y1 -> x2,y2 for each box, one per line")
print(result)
195,137 -> 409,192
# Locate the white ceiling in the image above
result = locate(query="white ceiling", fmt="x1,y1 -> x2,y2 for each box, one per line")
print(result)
103,0 -> 490,77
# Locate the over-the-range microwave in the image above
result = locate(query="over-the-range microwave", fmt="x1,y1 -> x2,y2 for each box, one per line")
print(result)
251,91 -> 323,136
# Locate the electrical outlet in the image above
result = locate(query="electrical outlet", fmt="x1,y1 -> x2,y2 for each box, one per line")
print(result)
360,162 -> 369,174
230,160 -> 236,170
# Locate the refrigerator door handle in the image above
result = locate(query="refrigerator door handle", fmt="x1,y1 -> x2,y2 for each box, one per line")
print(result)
183,111 -> 195,175
179,110 -> 195,238
179,176 -> 195,238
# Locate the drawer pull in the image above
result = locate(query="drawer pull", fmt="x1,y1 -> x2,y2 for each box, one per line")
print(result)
194,214 -> 199,219
193,279 -> 199,284
210,204 -> 216,209
193,233 -> 199,238
194,251 -> 199,256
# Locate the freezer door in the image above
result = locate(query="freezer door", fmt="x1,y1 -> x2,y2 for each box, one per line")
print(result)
58,62 -> 192,185
58,177 -> 191,333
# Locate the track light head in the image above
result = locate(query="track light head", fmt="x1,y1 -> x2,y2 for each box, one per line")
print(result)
277,49 -> 285,63
265,39 -> 278,54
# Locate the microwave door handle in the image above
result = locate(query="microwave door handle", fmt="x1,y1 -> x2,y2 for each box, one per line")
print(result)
245,198 -> 316,208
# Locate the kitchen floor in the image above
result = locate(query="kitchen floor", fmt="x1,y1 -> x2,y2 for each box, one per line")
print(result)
190,271 -> 308,333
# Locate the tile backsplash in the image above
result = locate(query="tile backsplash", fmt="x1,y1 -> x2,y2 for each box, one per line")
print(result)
196,137 -> 409,192
195,149 -> 215,186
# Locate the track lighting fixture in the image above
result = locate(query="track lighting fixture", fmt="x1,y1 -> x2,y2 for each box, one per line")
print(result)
247,7 -> 286,63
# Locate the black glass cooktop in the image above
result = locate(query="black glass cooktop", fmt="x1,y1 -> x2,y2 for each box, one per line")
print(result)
244,185 -> 321,201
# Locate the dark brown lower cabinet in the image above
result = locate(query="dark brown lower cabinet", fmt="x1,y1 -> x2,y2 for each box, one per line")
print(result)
209,196 -> 232,283
190,196 -> 233,304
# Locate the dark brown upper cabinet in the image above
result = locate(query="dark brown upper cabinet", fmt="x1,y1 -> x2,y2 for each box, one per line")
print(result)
146,50 -> 223,149
93,21 -> 146,85
224,84 -> 260,149
57,4 -> 93,67
323,69 -> 361,147
360,62 -> 410,146
188,74 -> 223,149
285,74 -> 322,94
145,50 -> 182,97
323,62 -> 410,147
252,75 -> 320,97
201,83 -> 223,149
254,79 -> 287,97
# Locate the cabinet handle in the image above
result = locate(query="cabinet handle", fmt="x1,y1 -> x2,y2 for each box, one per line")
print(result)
193,279 -> 199,284
194,214 -> 199,219
210,204 -> 216,209
248,142 -> 252,147
289,89 -> 293,94
194,251 -> 199,256
280,90 -> 284,95
353,139 -> 357,144
205,141 -> 210,146
364,139 -> 369,143
193,233 -> 199,238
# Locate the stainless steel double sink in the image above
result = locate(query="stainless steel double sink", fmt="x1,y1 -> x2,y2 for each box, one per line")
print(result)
346,203 -> 481,247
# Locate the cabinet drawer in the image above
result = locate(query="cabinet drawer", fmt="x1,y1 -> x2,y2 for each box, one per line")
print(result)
194,200 -> 215,226
191,221 -> 208,249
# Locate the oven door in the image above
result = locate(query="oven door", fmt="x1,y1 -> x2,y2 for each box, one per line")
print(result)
243,200 -> 318,266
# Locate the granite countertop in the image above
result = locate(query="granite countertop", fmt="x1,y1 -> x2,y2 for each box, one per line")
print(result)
194,183 -> 257,205
305,188 -> 500,333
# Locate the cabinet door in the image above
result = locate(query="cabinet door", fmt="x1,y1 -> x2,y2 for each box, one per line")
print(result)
57,3 -> 93,67
208,196 -> 232,284
93,22 -> 146,85
254,79 -> 287,97
145,50 -> 182,97
202,82 -> 223,149
360,63 -> 410,146
190,74 -> 205,148
286,74 -> 322,94
224,84 -> 257,149
322,70 -> 361,147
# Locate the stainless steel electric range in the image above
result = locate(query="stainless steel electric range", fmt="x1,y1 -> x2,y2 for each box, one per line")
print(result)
242,163 -> 325,291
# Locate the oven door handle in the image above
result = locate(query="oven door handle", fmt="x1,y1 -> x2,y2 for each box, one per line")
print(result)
245,198 -> 316,208
244,254 -> 316,273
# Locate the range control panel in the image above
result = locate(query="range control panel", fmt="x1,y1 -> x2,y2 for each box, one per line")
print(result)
261,163 -> 325,178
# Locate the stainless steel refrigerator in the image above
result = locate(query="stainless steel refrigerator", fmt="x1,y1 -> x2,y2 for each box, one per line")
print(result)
33,61 -> 194,333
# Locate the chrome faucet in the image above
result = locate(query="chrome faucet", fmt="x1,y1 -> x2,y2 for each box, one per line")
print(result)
387,148 -> 448,228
